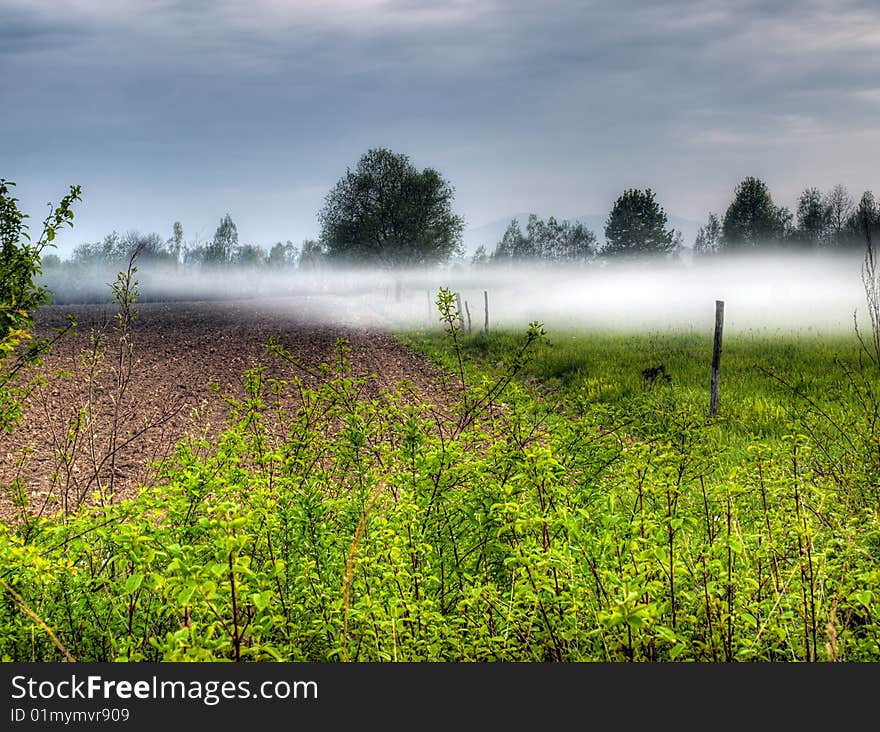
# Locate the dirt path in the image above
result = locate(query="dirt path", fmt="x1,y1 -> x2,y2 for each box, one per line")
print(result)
0,297 -> 453,522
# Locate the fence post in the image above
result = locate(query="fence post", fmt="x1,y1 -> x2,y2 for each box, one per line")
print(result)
455,292 -> 465,330
483,290 -> 489,334
710,300 -> 724,417
464,300 -> 472,334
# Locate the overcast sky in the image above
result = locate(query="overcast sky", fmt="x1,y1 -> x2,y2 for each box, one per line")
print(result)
2,0 -> 879,255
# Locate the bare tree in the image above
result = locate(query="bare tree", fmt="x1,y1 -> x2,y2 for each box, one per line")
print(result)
825,184 -> 854,243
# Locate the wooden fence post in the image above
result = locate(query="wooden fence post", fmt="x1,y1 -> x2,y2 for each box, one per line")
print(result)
455,292 -> 465,330
710,300 -> 724,417
483,290 -> 489,334
464,300 -> 472,334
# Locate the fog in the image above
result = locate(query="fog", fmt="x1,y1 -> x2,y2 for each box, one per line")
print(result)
40,250 -> 870,334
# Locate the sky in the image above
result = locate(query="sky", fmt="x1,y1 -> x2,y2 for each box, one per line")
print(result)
2,0 -> 879,256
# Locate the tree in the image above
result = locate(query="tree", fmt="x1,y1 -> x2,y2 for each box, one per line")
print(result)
603,188 -> 674,257
71,230 -> 167,266
167,221 -> 184,264
298,239 -> 326,271
825,184 -> 854,244
268,241 -> 298,268
470,245 -> 489,267
0,178 -> 81,432
694,212 -> 721,255
318,148 -> 464,268
205,213 -> 238,266
848,191 -> 880,245
720,177 -> 785,248
491,219 -> 528,262
234,243 -> 267,268
525,215 -> 596,263
794,188 -> 832,246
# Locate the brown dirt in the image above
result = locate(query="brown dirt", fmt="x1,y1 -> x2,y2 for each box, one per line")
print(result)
0,297 -> 453,522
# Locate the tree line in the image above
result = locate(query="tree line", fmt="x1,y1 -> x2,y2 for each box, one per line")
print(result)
45,148 -> 880,274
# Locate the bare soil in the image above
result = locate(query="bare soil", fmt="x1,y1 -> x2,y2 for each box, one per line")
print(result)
0,297 -> 451,522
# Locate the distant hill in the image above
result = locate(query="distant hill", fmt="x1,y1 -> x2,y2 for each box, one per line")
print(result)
462,212 -> 703,256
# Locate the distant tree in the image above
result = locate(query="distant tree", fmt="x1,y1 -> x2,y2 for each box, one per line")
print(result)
268,241 -> 298,268
470,245 -> 489,267
298,239 -> 326,271
72,232 -> 123,264
825,184 -> 855,244
526,215 -> 560,259
603,188 -> 674,257
73,230 -> 167,266
559,221 -> 597,262
183,239 -> 207,266
777,205 -> 795,242
204,214 -> 237,266
166,221 -> 184,264
234,243 -> 267,268
491,215 -> 596,263
848,191 -> 880,245
41,253 -> 62,270
795,188 -> 832,246
720,177 -> 785,248
491,219 -> 528,261
693,212 -> 721,255
527,215 -> 596,262
122,231 -> 166,262
318,148 -> 464,268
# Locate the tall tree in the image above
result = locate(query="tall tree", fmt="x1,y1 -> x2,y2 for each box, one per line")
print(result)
721,177 -> 784,248
167,221 -> 184,264
205,214 -> 238,266
795,187 -> 832,246
318,148 -> 464,268
603,188 -> 674,257
825,184 -> 854,243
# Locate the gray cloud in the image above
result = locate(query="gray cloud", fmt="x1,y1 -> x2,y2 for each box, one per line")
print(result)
2,0 -> 878,253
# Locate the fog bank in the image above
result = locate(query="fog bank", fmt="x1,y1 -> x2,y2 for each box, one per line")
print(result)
41,251 -> 870,333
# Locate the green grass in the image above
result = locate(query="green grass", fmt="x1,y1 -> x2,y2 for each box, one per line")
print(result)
401,325 -> 874,467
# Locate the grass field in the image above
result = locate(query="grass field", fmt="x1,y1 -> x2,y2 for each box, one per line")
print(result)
402,325 -> 876,466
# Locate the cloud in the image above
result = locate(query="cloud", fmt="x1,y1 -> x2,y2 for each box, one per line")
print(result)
2,0 -> 879,249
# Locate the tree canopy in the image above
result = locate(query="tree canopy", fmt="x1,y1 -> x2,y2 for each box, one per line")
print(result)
204,213 -> 238,266
491,215 -> 596,263
603,189 -> 674,257
721,177 -> 786,248
318,148 -> 464,268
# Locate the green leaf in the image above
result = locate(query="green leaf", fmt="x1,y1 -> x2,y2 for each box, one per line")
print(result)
124,573 -> 144,594
177,584 -> 196,606
251,591 -> 271,611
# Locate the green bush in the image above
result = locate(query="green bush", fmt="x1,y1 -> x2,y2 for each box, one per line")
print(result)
0,178 -> 80,432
